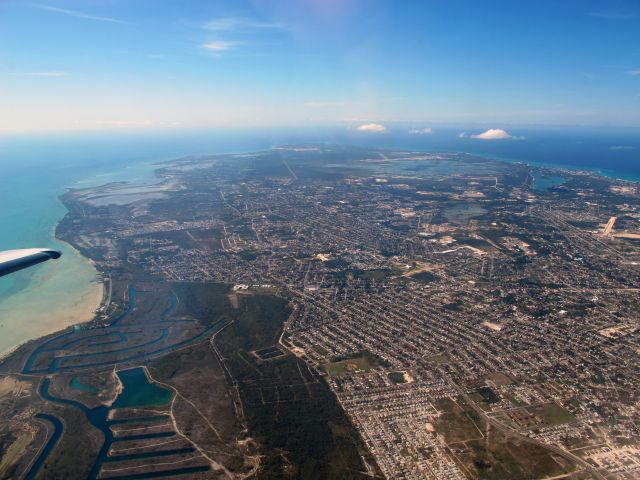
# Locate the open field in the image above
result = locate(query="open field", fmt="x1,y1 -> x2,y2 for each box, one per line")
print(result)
325,356 -> 375,376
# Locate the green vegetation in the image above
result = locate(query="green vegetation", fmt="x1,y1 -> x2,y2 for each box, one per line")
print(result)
323,257 -> 350,269
172,282 -> 236,326
435,396 -> 576,479
0,433 -> 32,477
325,357 -> 374,376
504,402 -> 577,429
356,269 -> 394,281
484,372 -> 513,386
464,435 -> 571,480
325,350 -> 389,376
444,299 -> 464,311
529,402 -> 576,426
470,386 -> 500,411
35,407 -> 99,480
408,271 -> 439,283
388,371 -> 408,384
435,397 -> 484,444
249,285 -> 279,295
477,386 -> 500,404
426,352 -> 451,365
214,292 -> 374,479
149,341 -> 249,475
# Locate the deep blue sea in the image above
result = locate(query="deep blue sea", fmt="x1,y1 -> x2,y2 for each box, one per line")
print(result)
0,125 -> 638,354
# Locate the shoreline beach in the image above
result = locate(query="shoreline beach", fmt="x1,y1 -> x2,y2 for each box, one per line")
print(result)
0,235 -> 104,359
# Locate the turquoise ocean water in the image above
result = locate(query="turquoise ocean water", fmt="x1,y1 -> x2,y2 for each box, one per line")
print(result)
0,131 -> 274,355
0,127 -> 638,355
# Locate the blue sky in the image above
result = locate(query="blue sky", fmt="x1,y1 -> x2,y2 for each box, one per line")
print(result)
1,0 -> 639,133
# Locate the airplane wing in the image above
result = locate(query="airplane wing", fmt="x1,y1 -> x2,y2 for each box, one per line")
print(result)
0,248 -> 62,278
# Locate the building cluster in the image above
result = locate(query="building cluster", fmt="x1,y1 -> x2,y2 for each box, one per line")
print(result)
64,147 -> 640,479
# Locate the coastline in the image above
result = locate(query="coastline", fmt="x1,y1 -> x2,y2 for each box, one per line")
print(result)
0,155 -> 166,359
464,150 -> 640,184
0,143 -> 635,361
0,219 -> 104,360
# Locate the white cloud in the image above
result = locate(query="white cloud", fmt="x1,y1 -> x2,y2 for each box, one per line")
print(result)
472,128 -> 512,139
34,4 -> 123,23
356,123 -> 386,133
201,41 -> 241,52
408,127 -> 433,135
610,145 -> 635,151
627,69 -> 640,76
465,128 -> 524,140
204,17 -> 282,31
199,18 -> 281,56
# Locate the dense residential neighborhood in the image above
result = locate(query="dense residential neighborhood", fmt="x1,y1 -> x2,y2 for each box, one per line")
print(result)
1,146 -> 639,479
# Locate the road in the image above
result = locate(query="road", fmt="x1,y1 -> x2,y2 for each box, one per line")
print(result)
603,216 -> 617,236
447,379 -> 607,480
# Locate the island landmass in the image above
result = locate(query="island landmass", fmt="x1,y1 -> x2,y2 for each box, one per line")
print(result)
1,145 -> 638,479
